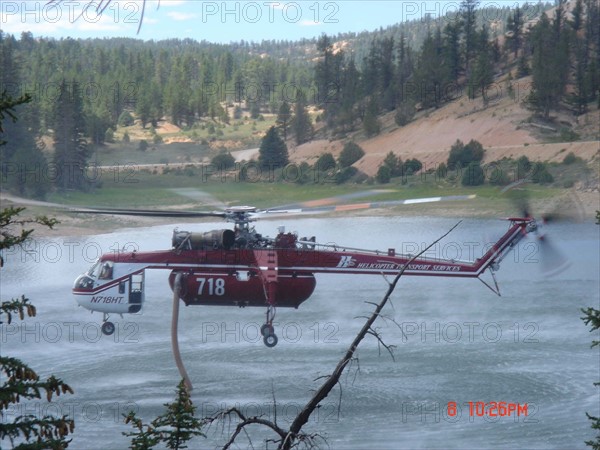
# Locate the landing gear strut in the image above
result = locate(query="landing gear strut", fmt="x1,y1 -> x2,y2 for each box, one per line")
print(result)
261,306 -> 278,347
101,314 -> 115,336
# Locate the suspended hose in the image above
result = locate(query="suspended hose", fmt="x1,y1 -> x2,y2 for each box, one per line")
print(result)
172,272 -> 193,391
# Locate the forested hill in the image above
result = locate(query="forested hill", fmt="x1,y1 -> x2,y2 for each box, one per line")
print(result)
0,1 -> 556,134
1,0 -> 598,199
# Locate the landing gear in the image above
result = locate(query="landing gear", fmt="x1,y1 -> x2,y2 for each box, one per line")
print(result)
264,333 -> 278,347
261,306 -> 278,347
101,313 -> 115,336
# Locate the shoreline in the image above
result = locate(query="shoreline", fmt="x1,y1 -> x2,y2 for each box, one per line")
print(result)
2,190 -> 597,239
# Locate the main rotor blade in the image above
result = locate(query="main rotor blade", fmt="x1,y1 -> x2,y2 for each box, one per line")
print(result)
168,188 -> 228,209
271,189 -> 397,211
258,194 -> 477,217
69,207 -> 226,218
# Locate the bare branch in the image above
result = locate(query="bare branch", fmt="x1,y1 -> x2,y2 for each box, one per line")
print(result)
280,222 -> 462,449
199,222 -> 462,450
366,328 -> 396,360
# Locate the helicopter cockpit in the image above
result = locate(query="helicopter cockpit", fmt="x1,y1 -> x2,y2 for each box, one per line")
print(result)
73,260 -> 114,290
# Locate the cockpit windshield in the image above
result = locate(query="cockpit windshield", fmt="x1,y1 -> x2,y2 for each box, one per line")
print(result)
73,274 -> 95,290
87,261 -> 102,278
86,260 -> 114,280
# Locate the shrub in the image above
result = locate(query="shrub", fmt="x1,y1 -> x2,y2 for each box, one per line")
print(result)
211,151 -> 236,170
448,139 -> 485,168
314,153 -> 336,172
338,142 -> 365,168
376,165 -> 392,184
516,155 -> 531,179
461,162 -> 485,186
488,166 -> 510,186
531,162 -> 554,184
562,152 -> 578,165
335,166 -> 358,184
403,158 -> 423,175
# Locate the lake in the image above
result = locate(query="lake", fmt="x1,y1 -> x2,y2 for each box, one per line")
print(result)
2,216 -> 599,449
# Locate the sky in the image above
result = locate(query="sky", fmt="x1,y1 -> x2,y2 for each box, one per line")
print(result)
0,0 -> 536,43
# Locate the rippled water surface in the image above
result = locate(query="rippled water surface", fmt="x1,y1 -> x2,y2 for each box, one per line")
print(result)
2,217 -> 599,449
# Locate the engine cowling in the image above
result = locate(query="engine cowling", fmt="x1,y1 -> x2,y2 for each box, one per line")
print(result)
172,229 -> 236,250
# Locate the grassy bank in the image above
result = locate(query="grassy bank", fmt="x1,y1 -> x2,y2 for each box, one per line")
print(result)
44,168 -> 567,213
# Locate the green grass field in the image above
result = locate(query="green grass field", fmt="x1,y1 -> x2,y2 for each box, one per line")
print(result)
46,167 -> 565,217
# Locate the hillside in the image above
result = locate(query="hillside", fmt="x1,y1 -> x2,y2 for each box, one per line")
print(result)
2,0 -> 598,205
288,76 -> 599,180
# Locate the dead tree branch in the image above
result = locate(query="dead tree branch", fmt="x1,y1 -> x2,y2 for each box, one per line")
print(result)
202,222 -> 462,449
280,221 -> 462,449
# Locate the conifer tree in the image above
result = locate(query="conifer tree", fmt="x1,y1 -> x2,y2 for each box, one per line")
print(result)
1,99 -> 73,449
53,80 -> 91,191
529,10 -> 570,118
291,91 -> 313,145
276,101 -> 291,140
470,26 -> 494,104
506,5 -> 524,58
363,97 -> 381,137
460,0 -> 480,74
123,380 -> 204,450
258,126 -> 289,169
151,381 -> 204,449
0,37 -> 49,199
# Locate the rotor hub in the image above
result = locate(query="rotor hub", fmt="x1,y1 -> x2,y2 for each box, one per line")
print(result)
525,219 -> 538,234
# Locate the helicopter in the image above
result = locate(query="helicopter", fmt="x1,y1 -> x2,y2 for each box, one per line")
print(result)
70,191 -> 555,348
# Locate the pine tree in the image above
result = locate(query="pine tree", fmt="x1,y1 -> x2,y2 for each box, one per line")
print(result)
258,126 -> 288,169
379,37 -> 397,111
460,0 -> 480,74
151,381 -> 204,449
314,34 -> 342,115
337,57 -> 361,130
53,80 -> 91,191
363,97 -> 381,137
0,36 -> 49,199
469,26 -> 494,104
581,217 -> 600,448
123,380 -> 204,450
506,5 -> 524,58
529,10 -> 570,119
414,29 -> 450,109
1,101 -> 72,448
291,90 -> 313,145
276,101 -> 291,140
382,151 -> 401,177
0,93 -> 49,199
443,22 -> 462,82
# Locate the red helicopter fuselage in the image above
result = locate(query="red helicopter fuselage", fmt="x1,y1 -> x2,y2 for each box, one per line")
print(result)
73,218 -> 530,315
